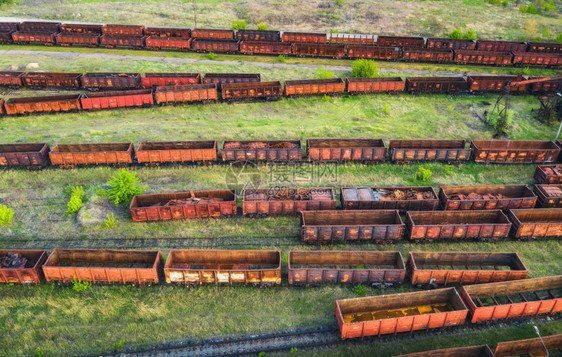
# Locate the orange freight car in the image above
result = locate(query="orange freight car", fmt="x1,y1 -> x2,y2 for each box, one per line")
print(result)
221,140 -> 302,162
236,30 -> 280,42
508,208 -> 562,239
346,45 -> 401,59
397,345 -> 494,357
191,28 -> 234,40
191,39 -> 240,52
377,35 -> 425,48
534,184 -> 562,208
282,31 -> 326,43
48,143 -> 134,167
467,75 -> 528,92
402,48 -> 453,63
145,36 -> 191,51
340,186 -> 439,212
55,32 -> 100,47
143,27 -> 191,38
11,31 -> 56,45
18,21 -> 60,32
471,140 -> 560,164
284,78 -> 345,96
426,38 -> 476,50
512,52 -> 562,66
389,139 -> 470,162
22,72 -> 82,89
80,89 -> 153,110
221,81 -> 283,100
153,84 -> 218,104
100,35 -> 145,48
4,94 -> 81,115
141,73 -> 201,87
242,187 -> 336,216
527,42 -> 562,53
0,143 -> 50,168
59,23 -> 102,34
0,249 -> 48,285
495,334 -> 562,357
453,50 -> 513,65
136,141 -> 218,164
534,165 -> 562,184
239,41 -> 292,55
0,71 -> 24,87
438,185 -> 537,210
476,40 -> 527,52
345,77 -> 405,93
101,24 -> 144,36
292,43 -> 346,57
81,72 -> 141,90
307,138 -> 386,162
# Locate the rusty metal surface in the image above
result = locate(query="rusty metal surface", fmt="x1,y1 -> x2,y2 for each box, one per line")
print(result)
329,33 -> 375,45
389,139 -> 470,162
191,28 -> 235,40
439,185 -> 537,210
81,72 -> 141,89
467,75 -> 528,92
453,50 -> 513,65
407,251 -> 528,286
307,138 -> 386,162
534,184 -> 562,208
100,35 -> 145,48
164,249 -> 281,286
461,275 -> 562,324
0,249 -> 47,284
406,77 -> 468,93
495,334 -> 562,357
49,142 -> 134,167
42,248 -> 162,285
141,73 -> 201,87
18,21 -> 60,32
143,27 -> 191,38
288,250 -> 406,286
0,143 -> 50,167
236,30 -> 280,42
336,288 -> 468,339
101,24 -> 145,36
281,32 -> 326,43
346,45 -> 401,59
341,186 -> 439,212
191,39 -> 240,52
130,189 -> 236,221
22,72 -> 82,89
80,89 -> 153,110
55,33 -> 100,46
11,31 -> 56,44
136,141 -> 217,164
0,71 -> 24,87
221,140 -> 302,162
527,42 -> 562,53
476,40 -> 527,52
284,78 -> 345,96
345,77 -> 404,93
292,43 -> 346,57
377,35 -> 425,48
242,187 -> 336,216
471,140 -> 560,164
203,73 -> 260,85
0,22 -> 19,32
529,77 -> 562,93
145,36 -> 192,50
221,81 -> 283,99
397,345 -> 494,357
154,84 -> 218,104
300,210 -> 405,244
240,41 -> 292,55
406,210 -> 512,241
4,94 -> 81,115
60,23 -> 102,34
402,48 -> 454,63
426,38 -> 476,50
0,31 -> 13,43
509,208 -> 562,239
534,165 -> 562,184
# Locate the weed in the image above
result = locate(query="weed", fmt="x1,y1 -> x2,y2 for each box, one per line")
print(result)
258,352 -> 266,357
544,0 -> 556,11
314,66 -> 335,79
113,340 -> 125,351
101,170 -> 146,206
485,104 -> 513,135
34,348 -> 44,357
291,347 -> 298,354
464,30 -> 477,40
322,94 -> 331,102
335,0 -> 345,5
415,167 -> 433,182
502,0 -> 508,6
524,19 -> 538,40
256,22 -> 268,30
447,104 -> 455,113
232,20 -> 247,30
542,27 -> 551,39
444,165 -> 454,176
0,204 -> 14,225
520,3 -> 538,13
522,66 -> 531,75
352,284 -> 367,297
277,55 -> 286,63
449,29 -> 463,39
351,59 -> 377,78
282,252 -> 288,266
66,186 -> 85,215
556,33 -> 562,43
206,52 -> 216,60
72,277 -> 91,293
382,103 -> 390,114
104,213 -> 117,229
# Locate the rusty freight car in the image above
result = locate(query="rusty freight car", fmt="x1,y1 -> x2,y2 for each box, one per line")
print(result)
203,73 -> 260,85
529,77 -> 562,92
191,28 -> 234,40
471,140 -> 560,164
467,75 -> 528,92
141,73 -> 201,87
527,42 -> 562,53
143,27 -> 191,38
534,165 -> 562,184
239,41 -> 292,55
48,143 -> 134,167
0,250 -> 47,285
300,210 -> 406,244
221,140 -> 302,162
476,40 -> 527,52
59,23 -> 102,34
0,31 -> 13,43
307,139 -> 386,162
18,21 -> 60,32
22,72 -> 82,89
130,189 -> 236,221
512,52 -> 562,66
165,249 -> 281,287
346,46 -> 402,60
145,36 -> 191,51
406,210 -> 512,242
101,24 -> 144,36
329,33 -> 376,45
288,250 -> 406,287
55,32 -> 100,47
397,345 -> 494,357
407,251 -> 528,287
460,275 -> 562,324
406,77 -> 468,93
495,334 -> 562,357
0,143 -> 50,168
42,249 -> 162,285
389,139 -> 471,162
80,89 -> 153,110
242,187 -> 336,216
346,77 -> 405,93
100,35 -> 145,49
292,43 -> 346,57
426,38 -> 476,50
377,35 -> 425,48
154,84 -> 218,104
401,48 -> 454,63
508,208 -> 562,239
340,186 -> 439,212
221,81 -> 283,100
282,32 -> 327,43
534,184 -> 562,208
136,141 -> 218,164
11,31 -> 56,45
0,71 -> 24,87
438,185 -> 537,210
236,30 -> 280,42
191,39 -> 240,53
336,288 -> 468,339
284,78 -> 346,96
453,51 -> 513,66
0,22 -> 19,32
81,72 -> 141,90
3,94 -> 81,115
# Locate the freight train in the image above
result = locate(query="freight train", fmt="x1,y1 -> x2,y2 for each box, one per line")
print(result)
0,71 -> 560,116
0,21 -> 561,67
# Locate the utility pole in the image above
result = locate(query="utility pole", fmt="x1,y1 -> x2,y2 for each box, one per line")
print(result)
193,0 -> 197,28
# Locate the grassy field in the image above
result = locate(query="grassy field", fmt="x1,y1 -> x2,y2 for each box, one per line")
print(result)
0,0 -> 560,41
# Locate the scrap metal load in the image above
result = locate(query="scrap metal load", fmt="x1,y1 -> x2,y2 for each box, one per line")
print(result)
538,185 -> 562,198
0,252 -> 27,269
542,166 -> 562,177
450,192 -> 507,201
245,189 -> 332,201
139,190 -> 225,207
374,188 -> 435,201
223,141 -> 299,149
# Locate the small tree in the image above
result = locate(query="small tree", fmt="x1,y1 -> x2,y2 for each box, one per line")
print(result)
314,66 -> 335,79
0,204 -> 14,225
256,22 -> 268,30
449,29 -> 463,39
351,59 -> 378,78
464,30 -> 477,40
101,170 -> 146,206
486,104 -> 514,135
232,20 -> 247,30
66,186 -> 85,215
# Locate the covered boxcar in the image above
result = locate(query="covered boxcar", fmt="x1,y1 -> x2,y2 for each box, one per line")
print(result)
406,210 -> 512,242
221,140 -> 302,162
284,78 -> 345,96
130,189 -> 236,221
389,139 -> 470,162
42,249 -> 162,285
136,141 -> 218,164
164,249 -> 281,287
407,251 -> 528,287
307,138 -> 386,162
336,288 -> 468,339
300,209 -> 405,244
534,184 -> 562,208
471,140 -> 560,164
4,94 -> 81,115
346,77 -> 405,93
406,77 -> 468,93
80,89 -> 153,110
438,185 -> 537,210
242,187 -> 336,216
153,84 -> 218,104
508,208 -> 562,239
0,143 -> 50,168
460,275 -> 562,323
288,250 -> 406,287
340,186 -> 439,212
0,249 -> 48,285
48,143 -> 134,167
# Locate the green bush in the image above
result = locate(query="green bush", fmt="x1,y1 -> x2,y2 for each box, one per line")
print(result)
277,54 -> 286,63
113,340 -> 125,352
232,20 -> 247,30
520,3 -> 538,13
206,52 -> 216,60
314,66 -> 335,79
544,0 -> 556,11
335,0 -> 345,5
416,167 -> 433,182
486,104 -> 514,134
488,0 -> 501,5
72,277 -> 91,293
101,169 -> 146,206
66,186 -> 85,215
382,103 -> 390,115
542,27 -> 551,39
0,0 -> 14,5
522,65 -> 531,75
449,29 -> 463,39
256,22 -> 268,30
352,284 -> 367,297
351,59 -> 378,78
104,213 -> 117,229
464,30 -> 477,40
502,0 -> 508,6
556,33 -> 562,43
0,204 -> 14,225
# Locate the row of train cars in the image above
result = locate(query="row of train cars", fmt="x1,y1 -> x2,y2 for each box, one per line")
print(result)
0,71 -> 560,116
0,21 -> 561,67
